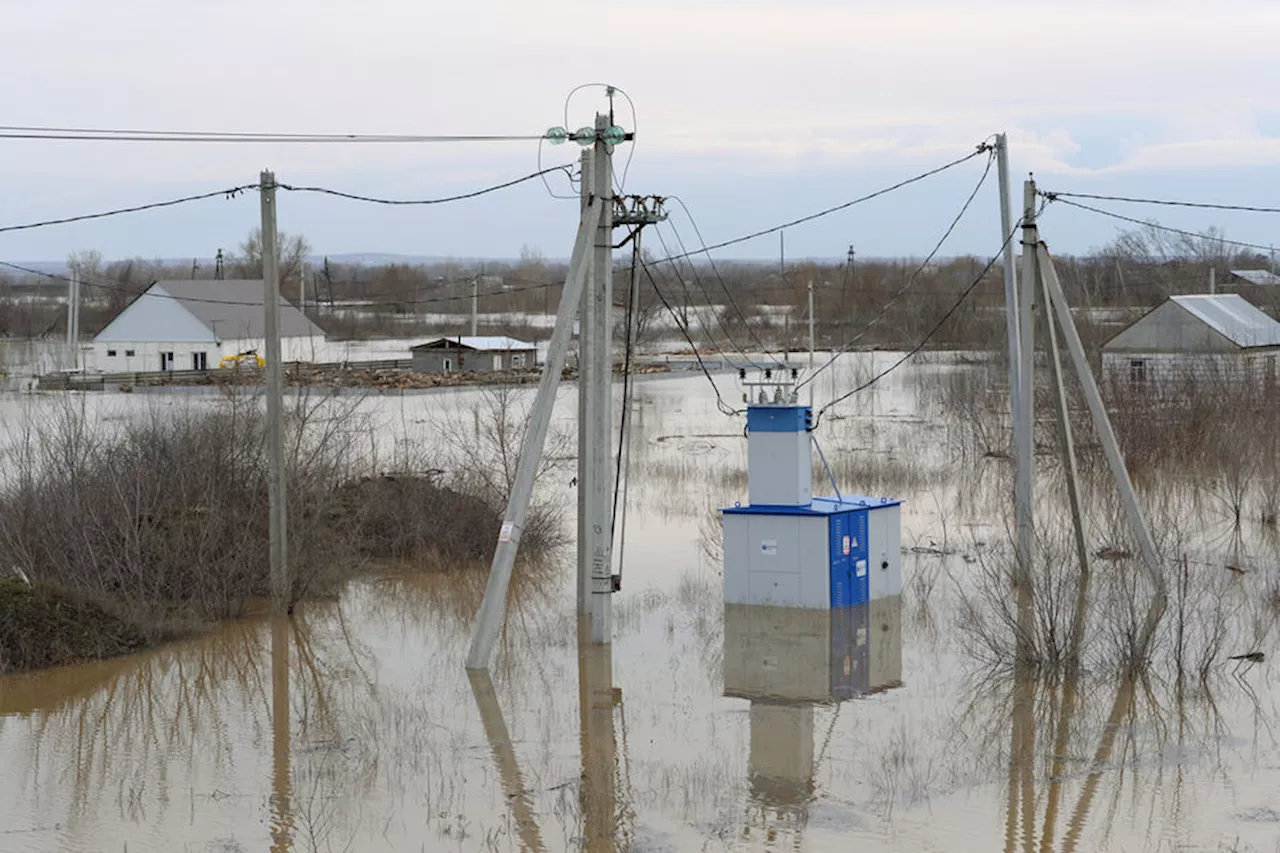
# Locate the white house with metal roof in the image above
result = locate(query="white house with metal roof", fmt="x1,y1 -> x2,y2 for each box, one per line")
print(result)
409,336 -> 537,372
90,280 -> 326,372
1101,294 -> 1280,389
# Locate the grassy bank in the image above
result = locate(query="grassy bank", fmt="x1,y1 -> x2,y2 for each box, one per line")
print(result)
0,389 -> 563,673
0,578 -> 158,672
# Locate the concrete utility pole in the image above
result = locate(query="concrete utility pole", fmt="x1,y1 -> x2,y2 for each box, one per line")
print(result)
807,281 -> 815,407
1037,244 -> 1163,590
466,196 -> 602,669
260,170 -> 289,612
66,267 -> 80,370
471,275 -> 479,337
468,116 -> 655,670
1209,266 -> 1216,295
1014,176 -> 1038,593
579,114 -> 615,644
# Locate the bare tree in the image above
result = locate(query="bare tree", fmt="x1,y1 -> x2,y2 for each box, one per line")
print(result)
234,228 -> 311,291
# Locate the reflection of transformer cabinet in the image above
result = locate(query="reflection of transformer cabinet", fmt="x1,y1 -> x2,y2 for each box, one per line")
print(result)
722,404 -> 902,609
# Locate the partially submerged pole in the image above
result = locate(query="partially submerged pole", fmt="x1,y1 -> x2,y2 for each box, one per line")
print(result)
466,197 -> 602,670
1014,177 -> 1037,596
260,170 -> 289,612
579,114 -> 615,645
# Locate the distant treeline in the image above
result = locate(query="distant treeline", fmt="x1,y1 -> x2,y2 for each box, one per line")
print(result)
2,223 -> 1276,353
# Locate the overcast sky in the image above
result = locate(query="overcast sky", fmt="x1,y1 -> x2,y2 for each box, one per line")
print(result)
2,0 -> 1279,264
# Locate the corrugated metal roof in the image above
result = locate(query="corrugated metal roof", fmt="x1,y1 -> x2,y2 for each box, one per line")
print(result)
1171,294 -> 1280,348
1228,269 -> 1280,286
411,336 -> 536,352
154,280 -> 325,340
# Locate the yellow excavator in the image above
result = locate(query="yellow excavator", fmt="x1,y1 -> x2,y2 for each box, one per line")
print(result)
218,350 -> 265,369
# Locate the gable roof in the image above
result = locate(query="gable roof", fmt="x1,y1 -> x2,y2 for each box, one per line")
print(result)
1229,269 -> 1280,286
1170,294 -> 1280,349
411,335 -> 536,352
155,280 -> 324,339
94,280 -> 324,343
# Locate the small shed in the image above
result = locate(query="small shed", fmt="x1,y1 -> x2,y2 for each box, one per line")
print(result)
409,336 -> 537,373
1101,294 -> 1280,389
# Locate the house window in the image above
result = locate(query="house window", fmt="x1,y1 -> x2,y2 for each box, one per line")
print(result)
443,358 -> 453,372
106,349 -> 117,357
192,352 -> 208,371
511,353 -> 524,368
160,351 -> 174,372
125,349 -> 135,357
1128,359 -> 1147,387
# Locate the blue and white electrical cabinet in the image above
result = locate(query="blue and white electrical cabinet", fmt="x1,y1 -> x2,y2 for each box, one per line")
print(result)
722,400 -> 902,609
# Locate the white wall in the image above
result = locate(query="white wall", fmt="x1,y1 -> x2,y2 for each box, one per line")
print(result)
89,340 -> 216,372
87,334 -> 325,372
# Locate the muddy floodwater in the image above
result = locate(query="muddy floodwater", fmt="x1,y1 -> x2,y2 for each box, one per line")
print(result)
2,355 -> 1278,852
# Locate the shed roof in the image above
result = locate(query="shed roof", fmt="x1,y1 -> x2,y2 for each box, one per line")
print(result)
1169,294 -> 1280,348
411,336 -> 536,352
1229,269 -> 1280,286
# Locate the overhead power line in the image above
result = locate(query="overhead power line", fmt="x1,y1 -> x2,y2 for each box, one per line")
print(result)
640,261 -> 740,416
666,196 -> 783,368
812,221 -> 1019,429
0,167 -> 577,235
650,143 -> 992,263
276,166 -> 572,205
1040,189 -> 1280,215
1043,197 -> 1276,253
799,146 -> 995,389
650,221 -> 773,372
0,185 -> 258,234
0,125 -> 550,144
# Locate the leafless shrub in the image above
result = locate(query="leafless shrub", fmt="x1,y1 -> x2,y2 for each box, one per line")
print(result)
0,387 -> 559,635
0,393 -> 365,618
428,384 -> 571,561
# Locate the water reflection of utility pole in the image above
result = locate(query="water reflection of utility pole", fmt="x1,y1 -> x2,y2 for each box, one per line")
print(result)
467,670 -> 547,853
578,617 -> 620,853
270,617 -> 294,853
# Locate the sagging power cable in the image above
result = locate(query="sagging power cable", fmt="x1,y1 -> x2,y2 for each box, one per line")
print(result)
811,220 -> 1021,430
1041,196 -> 1276,254
641,261 -> 741,416
1039,189 -> 1280,215
648,143 -> 992,263
798,146 -> 995,390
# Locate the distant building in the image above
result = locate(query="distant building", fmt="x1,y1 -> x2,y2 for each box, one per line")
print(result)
90,280 -> 326,372
1101,294 -> 1280,390
1228,269 -> 1280,287
409,336 -> 537,373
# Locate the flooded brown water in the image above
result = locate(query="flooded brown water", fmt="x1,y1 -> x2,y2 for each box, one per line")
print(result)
2,356 -> 1279,852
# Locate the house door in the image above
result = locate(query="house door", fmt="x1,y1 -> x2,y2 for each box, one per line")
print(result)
160,351 -> 174,372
